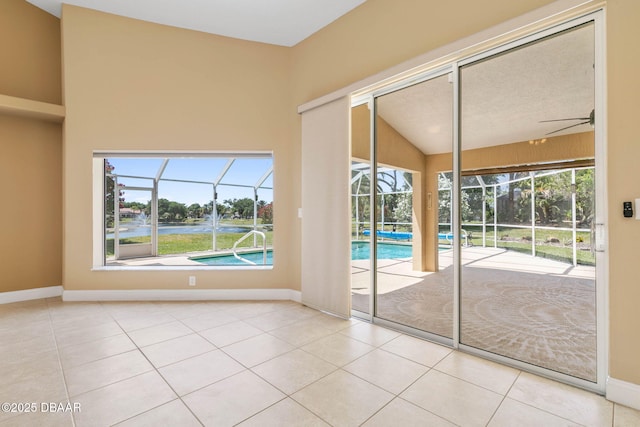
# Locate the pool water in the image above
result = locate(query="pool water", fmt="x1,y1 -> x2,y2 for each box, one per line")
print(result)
107,225 -> 251,239
192,241 -> 412,266
351,241 -> 412,260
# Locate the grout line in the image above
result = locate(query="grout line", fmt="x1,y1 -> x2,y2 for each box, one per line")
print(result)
44,297 -> 78,427
133,342 -> 206,427
5,298 -> 611,426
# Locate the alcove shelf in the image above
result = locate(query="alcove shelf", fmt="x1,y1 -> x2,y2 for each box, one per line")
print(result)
0,93 -> 65,122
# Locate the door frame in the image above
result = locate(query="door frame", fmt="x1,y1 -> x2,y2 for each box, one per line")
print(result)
350,9 -> 607,393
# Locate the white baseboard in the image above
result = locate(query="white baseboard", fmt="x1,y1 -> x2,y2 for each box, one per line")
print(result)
0,286 -> 63,304
63,288 -> 302,303
607,377 -> 640,410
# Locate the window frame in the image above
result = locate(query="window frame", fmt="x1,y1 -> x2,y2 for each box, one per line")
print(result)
92,151 -> 274,270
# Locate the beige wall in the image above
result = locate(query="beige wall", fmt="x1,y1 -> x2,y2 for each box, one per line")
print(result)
292,0 -> 640,386
0,116 -> 62,293
607,0 -> 640,385
0,0 -> 61,104
0,0 -> 62,293
351,105 -> 425,171
292,0 -> 556,103
61,5 -> 298,291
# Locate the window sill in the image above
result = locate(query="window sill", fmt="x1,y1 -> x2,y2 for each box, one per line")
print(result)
92,265 -> 274,272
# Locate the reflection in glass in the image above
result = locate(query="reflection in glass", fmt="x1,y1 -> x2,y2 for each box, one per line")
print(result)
351,160 -> 372,314
460,23 -> 597,381
373,74 -> 454,338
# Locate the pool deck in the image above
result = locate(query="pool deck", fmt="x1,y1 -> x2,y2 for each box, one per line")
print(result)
106,254 -> 204,266
351,246 -> 597,381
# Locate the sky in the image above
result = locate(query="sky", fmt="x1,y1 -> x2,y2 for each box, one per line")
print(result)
108,157 -> 274,206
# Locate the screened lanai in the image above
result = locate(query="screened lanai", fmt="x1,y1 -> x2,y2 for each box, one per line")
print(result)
351,163 -> 595,267
103,154 -> 274,267
348,20 -> 600,384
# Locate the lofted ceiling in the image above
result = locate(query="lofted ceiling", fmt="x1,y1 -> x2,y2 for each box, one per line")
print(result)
26,0 -> 366,46
377,23 -> 595,155
26,1 -> 593,155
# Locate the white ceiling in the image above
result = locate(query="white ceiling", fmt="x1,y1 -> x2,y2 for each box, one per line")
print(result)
26,0 -> 366,46
377,23 -> 595,155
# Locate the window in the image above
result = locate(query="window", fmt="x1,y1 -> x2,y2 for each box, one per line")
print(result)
95,153 -> 274,268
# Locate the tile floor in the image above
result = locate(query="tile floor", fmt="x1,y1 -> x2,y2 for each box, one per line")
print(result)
0,298 -> 638,427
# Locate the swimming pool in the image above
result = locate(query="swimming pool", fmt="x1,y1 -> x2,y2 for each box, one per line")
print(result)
192,241 -> 413,266
351,241 -> 412,260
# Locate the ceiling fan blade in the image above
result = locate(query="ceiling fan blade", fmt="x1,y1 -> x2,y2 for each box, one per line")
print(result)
545,120 -> 590,135
540,117 -> 591,123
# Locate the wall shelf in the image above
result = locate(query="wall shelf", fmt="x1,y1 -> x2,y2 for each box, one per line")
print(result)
0,93 -> 65,122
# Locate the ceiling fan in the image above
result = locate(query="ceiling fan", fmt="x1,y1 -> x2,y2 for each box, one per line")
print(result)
540,109 -> 595,135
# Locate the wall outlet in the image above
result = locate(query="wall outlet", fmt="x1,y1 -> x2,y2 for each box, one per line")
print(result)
188,276 -> 196,286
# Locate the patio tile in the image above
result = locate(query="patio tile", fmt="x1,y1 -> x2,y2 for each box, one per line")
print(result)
339,322 -> 400,347
0,349 -> 62,386
252,349 -> 337,394
222,334 -> 295,367
381,334 -> 452,367
115,312 -> 177,332
243,310 -> 302,331
614,404 -> 640,427
434,351 -> 520,394
0,370 -> 67,424
488,398 -> 581,427
58,333 -> 136,369
0,333 -> 58,364
73,371 -> 176,427
126,321 -> 192,347
343,349 -> 428,394
198,320 -> 263,347
237,398 -> 330,427
291,370 -> 393,427
159,349 -> 245,395
362,398 -> 456,427
140,333 -> 215,368
301,333 -> 374,366
507,372 -> 613,426
183,370 -> 285,426
114,399 -> 201,427
401,369 -> 503,427
0,408 -> 74,427
65,350 -> 153,396
179,310 -> 238,331
268,319 -> 334,346
54,321 -> 124,348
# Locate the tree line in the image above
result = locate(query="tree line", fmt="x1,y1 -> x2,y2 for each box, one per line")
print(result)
105,160 -> 273,225
438,169 -> 594,227
121,198 -> 273,223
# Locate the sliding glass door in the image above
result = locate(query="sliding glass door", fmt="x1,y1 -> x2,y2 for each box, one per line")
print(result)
372,74 -> 454,340
459,22 -> 598,382
351,13 -> 604,390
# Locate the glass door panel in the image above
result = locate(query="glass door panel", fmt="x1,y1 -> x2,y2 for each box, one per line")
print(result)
459,22 -> 597,381
351,103 -> 373,316
115,188 -> 154,260
374,74 -> 454,339
351,158 -> 372,315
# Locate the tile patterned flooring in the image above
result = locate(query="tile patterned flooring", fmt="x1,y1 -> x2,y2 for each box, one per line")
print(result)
0,298 -> 638,427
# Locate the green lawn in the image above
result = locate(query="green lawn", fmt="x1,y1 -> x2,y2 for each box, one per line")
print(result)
106,231 -> 273,257
454,225 -> 595,266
